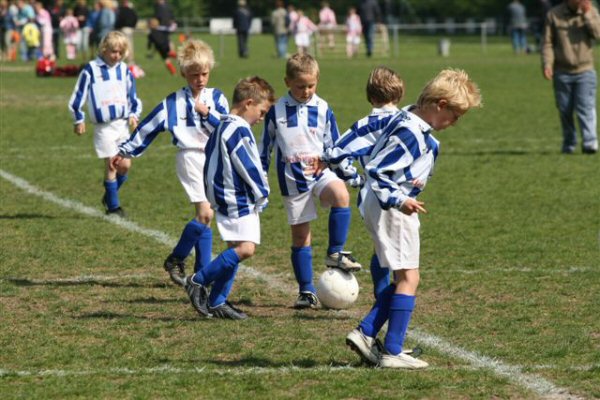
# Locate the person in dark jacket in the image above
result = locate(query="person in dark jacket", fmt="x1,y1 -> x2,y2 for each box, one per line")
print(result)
233,0 -> 252,58
358,0 -> 381,57
115,0 -> 138,63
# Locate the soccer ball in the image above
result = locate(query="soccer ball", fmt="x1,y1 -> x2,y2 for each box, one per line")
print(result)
316,268 -> 359,309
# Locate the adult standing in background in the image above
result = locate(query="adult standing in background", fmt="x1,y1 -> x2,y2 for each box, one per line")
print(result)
542,0 -> 600,154
358,0 -> 381,57
95,0 -> 114,44
34,1 -> 54,59
507,0 -> 528,54
271,0 -> 288,58
115,0 -> 137,64
233,0 -> 251,58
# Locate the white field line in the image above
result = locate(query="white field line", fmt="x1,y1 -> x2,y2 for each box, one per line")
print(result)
1,363 -> 598,379
0,169 -> 585,400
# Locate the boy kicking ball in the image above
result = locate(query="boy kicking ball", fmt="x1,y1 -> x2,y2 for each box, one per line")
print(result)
346,69 -> 482,369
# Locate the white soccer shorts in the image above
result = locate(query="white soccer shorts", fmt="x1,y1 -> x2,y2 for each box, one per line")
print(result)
216,210 -> 261,244
94,119 -> 130,158
282,169 -> 340,225
362,190 -> 420,270
176,149 -> 207,203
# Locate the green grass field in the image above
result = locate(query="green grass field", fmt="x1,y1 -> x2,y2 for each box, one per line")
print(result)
1,33 -> 599,399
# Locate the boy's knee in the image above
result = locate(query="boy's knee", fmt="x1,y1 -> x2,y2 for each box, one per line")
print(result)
235,242 -> 256,260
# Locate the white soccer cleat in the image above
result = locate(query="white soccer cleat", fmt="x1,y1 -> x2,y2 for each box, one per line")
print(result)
379,352 -> 429,369
325,251 -> 362,272
346,328 -> 379,365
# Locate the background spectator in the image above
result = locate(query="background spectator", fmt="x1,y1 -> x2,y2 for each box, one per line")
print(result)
60,7 -> 78,59
34,1 -> 53,58
94,0 -> 114,44
233,0 -> 251,58
292,9 -> 317,55
345,6 -> 361,58
358,0 -> 381,57
115,0 -> 137,63
49,0 -> 65,58
73,0 -> 89,58
270,0 -> 288,58
507,0 -> 528,54
318,1 -> 337,51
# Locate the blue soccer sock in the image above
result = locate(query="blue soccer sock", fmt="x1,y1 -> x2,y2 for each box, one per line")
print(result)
116,173 -> 128,189
384,294 -> 416,355
291,246 -> 315,293
327,207 -> 351,255
193,227 -> 213,273
192,247 -> 240,287
208,262 -> 240,308
359,284 -> 394,338
370,254 -> 390,299
172,219 -> 207,260
103,179 -> 119,210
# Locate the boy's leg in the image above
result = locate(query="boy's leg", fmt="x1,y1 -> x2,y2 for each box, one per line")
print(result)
102,158 -> 123,215
290,222 -> 318,309
319,179 -> 361,271
193,227 -> 213,273
165,216 -> 209,285
369,254 -> 390,299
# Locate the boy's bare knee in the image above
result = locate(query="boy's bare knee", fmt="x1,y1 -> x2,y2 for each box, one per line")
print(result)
234,241 -> 256,260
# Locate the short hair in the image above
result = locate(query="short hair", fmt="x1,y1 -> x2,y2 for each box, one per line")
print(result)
232,76 -> 276,106
285,53 -> 320,80
366,66 -> 405,105
99,31 -> 129,58
177,39 -> 215,73
416,68 -> 482,112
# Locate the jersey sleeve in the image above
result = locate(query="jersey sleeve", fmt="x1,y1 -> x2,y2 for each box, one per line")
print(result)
118,100 -> 167,157
322,107 -> 340,150
68,65 -> 92,124
126,68 -> 142,120
258,106 -> 277,174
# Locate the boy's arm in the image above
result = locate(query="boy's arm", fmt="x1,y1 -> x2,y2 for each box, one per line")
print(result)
322,107 -> 340,150
229,127 -> 270,207
126,67 -> 142,125
200,90 -> 230,132
118,100 -> 167,157
258,106 -> 277,174
364,130 -> 421,211
68,66 -> 91,127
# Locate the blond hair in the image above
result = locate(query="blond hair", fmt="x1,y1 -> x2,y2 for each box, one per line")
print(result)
416,68 -> 482,112
232,76 -> 276,106
366,66 -> 405,106
99,31 -> 129,58
285,53 -> 320,80
177,39 -> 215,73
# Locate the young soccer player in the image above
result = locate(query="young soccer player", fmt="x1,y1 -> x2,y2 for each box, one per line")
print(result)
323,66 -> 405,299
112,39 -> 229,286
184,76 -> 275,320
68,30 -> 142,217
259,53 -> 361,310
345,68 -> 482,369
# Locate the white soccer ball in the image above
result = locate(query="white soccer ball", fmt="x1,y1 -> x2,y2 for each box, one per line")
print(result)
316,268 -> 359,309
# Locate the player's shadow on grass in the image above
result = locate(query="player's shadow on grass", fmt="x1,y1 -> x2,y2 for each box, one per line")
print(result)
0,213 -> 56,219
208,357 -> 354,369
7,277 -> 167,289
76,310 -> 205,323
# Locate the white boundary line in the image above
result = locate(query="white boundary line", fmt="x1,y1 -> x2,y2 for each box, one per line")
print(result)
0,169 -> 585,400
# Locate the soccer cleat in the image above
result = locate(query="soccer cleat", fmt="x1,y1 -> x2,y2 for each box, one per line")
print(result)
346,328 -> 379,365
294,291 -> 319,309
209,301 -> 248,320
184,276 -> 211,317
325,251 -> 362,272
378,351 -> 429,369
163,254 -> 186,287
106,206 -> 126,217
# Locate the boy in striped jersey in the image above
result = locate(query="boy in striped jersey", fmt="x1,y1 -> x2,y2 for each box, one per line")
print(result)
184,76 -> 275,320
68,31 -> 142,217
346,69 -> 481,369
112,39 -> 229,286
259,53 -> 361,310
323,66 -> 405,300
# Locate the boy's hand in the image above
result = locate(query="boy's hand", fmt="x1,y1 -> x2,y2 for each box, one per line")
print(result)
313,158 -> 327,176
110,155 -> 124,170
398,198 -> 427,215
129,116 -> 138,131
580,0 -> 591,13
194,98 -> 209,117
543,67 -> 553,80
74,123 -> 85,136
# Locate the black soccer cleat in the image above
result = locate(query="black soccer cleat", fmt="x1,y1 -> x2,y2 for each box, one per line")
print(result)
163,254 -> 186,287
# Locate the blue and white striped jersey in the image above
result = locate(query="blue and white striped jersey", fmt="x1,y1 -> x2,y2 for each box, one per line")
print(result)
361,109 -> 440,211
259,92 -> 340,196
204,115 -> 270,218
117,86 -> 229,156
325,105 -> 403,181
68,57 -> 142,125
